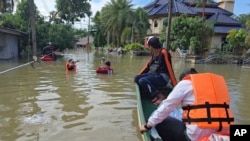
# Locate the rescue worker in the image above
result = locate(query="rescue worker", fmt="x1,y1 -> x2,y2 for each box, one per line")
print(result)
42,42 -> 56,60
139,68 -> 234,141
65,59 -> 77,72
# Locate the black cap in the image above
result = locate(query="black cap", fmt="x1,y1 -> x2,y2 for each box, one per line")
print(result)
179,68 -> 198,80
147,36 -> 162,49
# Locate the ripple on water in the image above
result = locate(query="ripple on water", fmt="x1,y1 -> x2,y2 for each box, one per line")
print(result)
23,113 -> 51,124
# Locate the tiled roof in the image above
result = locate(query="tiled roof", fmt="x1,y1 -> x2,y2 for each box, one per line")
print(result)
181,0 -> 218,6
192,6 -> 232,16
0,27 -> 26,36
207,13 -> 242,26
145,0 -> 197,16
214,25 -> 243,34
144,0 -> 232,16
173,0 -> 197,15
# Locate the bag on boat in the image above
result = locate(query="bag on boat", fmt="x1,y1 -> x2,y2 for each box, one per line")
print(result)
199,132 -> 230,141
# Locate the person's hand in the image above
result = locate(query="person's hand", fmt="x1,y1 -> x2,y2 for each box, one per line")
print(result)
139,125 -> 147,134
139,124 -> 151,134
152,93 -> 166,105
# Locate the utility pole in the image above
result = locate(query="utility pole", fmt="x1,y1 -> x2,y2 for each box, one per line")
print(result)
166,0 -> 173,50
86,12 -> 92,50
87,15 -> 90,50
29,0 -> 37,56
131,21 -> 135,43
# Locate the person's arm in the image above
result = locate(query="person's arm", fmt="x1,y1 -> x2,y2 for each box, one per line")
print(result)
139,80 -> 193,133
138,57 -> 152,74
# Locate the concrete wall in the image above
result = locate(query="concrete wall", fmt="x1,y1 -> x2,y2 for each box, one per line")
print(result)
210,35 -> 225,54
0,33 -> 18,59
217,0 -> 235,13
149,18 -> 166,35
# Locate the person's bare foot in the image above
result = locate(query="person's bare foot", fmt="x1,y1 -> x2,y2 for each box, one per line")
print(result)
152,93 -> 166,105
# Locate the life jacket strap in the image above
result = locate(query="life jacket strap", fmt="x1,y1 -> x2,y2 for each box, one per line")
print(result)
182,102 -> 234,131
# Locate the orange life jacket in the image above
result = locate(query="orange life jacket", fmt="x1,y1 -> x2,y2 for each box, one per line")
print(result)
65,61 -> 76,72
182,73 -> 234,131
139,49 -> 177,86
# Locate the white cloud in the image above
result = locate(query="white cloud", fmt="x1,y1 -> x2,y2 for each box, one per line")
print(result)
90,0 -> 110,16
34,0 -> 110,29
28,0 -> 151,29
34,0 -> 56,17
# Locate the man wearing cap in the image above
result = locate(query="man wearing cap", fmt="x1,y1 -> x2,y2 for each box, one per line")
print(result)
42,42 -> 56,60
134,36 -> 177,105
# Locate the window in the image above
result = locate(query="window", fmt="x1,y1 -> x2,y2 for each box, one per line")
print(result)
154,19 -> 158,27
221,37 -> 233,53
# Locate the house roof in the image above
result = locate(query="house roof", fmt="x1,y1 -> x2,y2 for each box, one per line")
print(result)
0,27 -> 26,36
192,6 -> 233,16
145,0 -> 232,17
182,0 -> 218,7
214,25 -> 242,34
207,13 -> 242,26
144,0 -> 243,34
145,0 -> 197,17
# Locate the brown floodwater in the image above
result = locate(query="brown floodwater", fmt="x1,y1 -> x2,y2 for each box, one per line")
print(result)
0,49 -> 249,141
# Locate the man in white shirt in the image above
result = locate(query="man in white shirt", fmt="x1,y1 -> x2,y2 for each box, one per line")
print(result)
139,68 -> 234,141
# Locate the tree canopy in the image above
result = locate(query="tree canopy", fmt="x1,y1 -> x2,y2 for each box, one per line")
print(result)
168,14 -> 214,55
0,0 -> 89,56
55,0 -> 91,24
97,0 -> 149,47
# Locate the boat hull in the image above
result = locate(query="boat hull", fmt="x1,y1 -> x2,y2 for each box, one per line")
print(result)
41,56 -> 55,61
135,84 -> 162,141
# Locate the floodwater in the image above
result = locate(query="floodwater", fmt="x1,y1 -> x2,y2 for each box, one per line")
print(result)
0,49 -> 249,141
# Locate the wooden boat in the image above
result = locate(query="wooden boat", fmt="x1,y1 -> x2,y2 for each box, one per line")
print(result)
135,84 -> 162,141
136,83 -> 231,141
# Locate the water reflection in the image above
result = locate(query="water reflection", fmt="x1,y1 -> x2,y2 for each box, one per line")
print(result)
0,49 -> 250,141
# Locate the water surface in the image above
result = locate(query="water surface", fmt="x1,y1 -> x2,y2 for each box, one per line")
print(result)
0,49 -> 249,141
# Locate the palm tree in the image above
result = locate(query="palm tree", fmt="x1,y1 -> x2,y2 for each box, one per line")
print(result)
100,0 -> 134,47
100,0 -> 149,47
120,7 -> 149,45
128,8 -> 149,43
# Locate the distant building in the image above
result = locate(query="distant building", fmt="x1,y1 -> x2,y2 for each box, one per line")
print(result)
76,36 -> 94,48
144,0 -> 242,54
0,28 -> 26,59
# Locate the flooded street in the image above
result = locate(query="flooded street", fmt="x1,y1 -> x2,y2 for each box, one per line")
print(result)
0,49 -> 250,141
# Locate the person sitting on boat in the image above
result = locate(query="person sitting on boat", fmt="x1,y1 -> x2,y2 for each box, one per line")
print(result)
42,42 -> 56,60
134,36 -> 177,105
96,61 -> 113,74
139,68 -> 234,141
65,59 -> 77,72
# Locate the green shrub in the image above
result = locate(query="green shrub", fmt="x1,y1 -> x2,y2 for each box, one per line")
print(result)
124,43 -> 148,51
